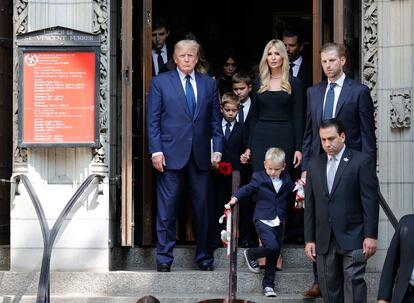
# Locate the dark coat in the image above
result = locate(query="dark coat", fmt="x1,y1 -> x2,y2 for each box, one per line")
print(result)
378,215 -> 414,303
302,77 -> 376,171
304,148 -> 379,254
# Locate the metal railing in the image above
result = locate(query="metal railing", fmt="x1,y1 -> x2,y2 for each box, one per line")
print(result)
13,174 -> 104,303
378,189 -> 398,229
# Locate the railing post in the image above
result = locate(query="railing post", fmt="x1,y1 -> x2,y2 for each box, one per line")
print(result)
228,170 -> 240,302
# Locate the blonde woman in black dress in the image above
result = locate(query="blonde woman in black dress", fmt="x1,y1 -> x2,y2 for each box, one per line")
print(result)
241,39 -> 304,270
242,39 -> 303,174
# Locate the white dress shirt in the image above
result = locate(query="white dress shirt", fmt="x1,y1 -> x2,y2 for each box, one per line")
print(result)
323,72 -> 346,117
291,56 -> 303,77
260,176 -> 283,227
326,144 -> 346,179
222,119 -> 235,136
176,68 -> 198,102
237,97 -> 251,122
152,44 -> 168,75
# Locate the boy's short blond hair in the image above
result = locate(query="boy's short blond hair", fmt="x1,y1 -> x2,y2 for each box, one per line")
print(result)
264,147 -> 285,164
221,92 -> 240,108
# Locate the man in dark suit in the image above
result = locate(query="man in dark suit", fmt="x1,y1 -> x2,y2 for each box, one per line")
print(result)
302,42 -> 376,172
283,28 -> 312,96
282,29 -> 312,245
301,43 -> 376,297
304,118 -> 379,303
147,39 -> 223,272
378,215 -> 414,303
151,18 -> 170,76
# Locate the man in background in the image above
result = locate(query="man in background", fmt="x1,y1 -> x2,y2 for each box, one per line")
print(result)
152,18 -> 170,76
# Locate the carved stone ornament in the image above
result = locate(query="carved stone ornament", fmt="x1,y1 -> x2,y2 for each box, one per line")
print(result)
390,90 -> 412,128
362,0 -> 378,123
13,0 -> 29,164
93,0 -> 109,164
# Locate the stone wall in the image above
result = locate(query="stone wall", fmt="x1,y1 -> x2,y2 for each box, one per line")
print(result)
363,0 -> 414,270
11,0 -> 110,271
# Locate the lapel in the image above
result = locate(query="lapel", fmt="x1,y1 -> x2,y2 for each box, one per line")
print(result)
227,122 -> 239,142
244,97 -> 254,122
315,81 -> 328,125
263,172 -> 277,194
335,76 -> 351,116
319,154 -> 329,195
170,71 -> 192,117
278,173 -> 290,194
264,172 -> 288,195
329,148 -> 352,197
194,72 -> 203,120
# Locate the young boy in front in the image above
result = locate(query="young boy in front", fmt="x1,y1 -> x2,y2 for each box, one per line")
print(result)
226,147 -> 294,297
212,92 -> 246,248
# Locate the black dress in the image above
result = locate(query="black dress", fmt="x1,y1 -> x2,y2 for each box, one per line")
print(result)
249,77 -> 304,174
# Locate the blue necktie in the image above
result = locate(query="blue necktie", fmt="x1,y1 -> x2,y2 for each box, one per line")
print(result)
224,122 -> 231,140
322,82 -> 337,120
238,104 -> 244,123
185,75 -> 196,116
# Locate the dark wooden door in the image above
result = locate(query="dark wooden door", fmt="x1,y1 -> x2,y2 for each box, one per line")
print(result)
0,0 -> 13,245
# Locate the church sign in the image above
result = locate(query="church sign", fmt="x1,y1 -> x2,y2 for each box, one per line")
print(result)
17,27 -> 100,147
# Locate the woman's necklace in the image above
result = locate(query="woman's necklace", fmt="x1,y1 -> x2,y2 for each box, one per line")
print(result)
270,75 -> 281,79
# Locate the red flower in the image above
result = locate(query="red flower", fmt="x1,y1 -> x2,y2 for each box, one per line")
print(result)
216,162 -> 232,176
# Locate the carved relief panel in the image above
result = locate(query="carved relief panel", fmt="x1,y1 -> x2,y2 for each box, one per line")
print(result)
390,90 -> 412,128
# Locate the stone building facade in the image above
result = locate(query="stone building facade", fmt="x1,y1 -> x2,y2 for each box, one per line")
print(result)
7,0 -> 414,272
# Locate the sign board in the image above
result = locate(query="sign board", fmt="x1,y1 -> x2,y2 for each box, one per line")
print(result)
17,27 -> 100,147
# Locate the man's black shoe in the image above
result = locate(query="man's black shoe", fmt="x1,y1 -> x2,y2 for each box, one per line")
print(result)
199,262 -> 214,271
157,263 -> 171,272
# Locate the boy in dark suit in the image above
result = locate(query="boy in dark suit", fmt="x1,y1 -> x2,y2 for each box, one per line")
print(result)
227,147 -> 295,297
212,92 -> 246,248
232,72 -> 258,248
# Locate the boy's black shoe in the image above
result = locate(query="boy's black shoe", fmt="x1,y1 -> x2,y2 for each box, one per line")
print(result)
243,249 -> 260,273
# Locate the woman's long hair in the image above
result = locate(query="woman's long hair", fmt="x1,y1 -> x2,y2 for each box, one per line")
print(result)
258,39 -> 291,94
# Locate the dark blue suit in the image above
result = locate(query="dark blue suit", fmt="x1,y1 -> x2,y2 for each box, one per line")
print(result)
147,69 -> 223,266
302,76 -> 376,171
234,170 -> 294,288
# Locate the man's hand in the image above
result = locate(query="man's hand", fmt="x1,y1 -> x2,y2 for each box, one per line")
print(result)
293,151 -> 302,168
378,300 -> 390,303
152,154 -> 166,172
240,148 -> 251,164
305,242 -> 316,262
211,152 -> 222,164
363,237 -> 377,259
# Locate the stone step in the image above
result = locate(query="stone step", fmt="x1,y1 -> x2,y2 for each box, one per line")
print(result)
0,270 -> 380,296
0,293 -> 378,303
111,245 -> 311,270
0,245 -> 9,270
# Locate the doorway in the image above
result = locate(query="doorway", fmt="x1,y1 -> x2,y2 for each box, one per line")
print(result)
120,0 -> 361,247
